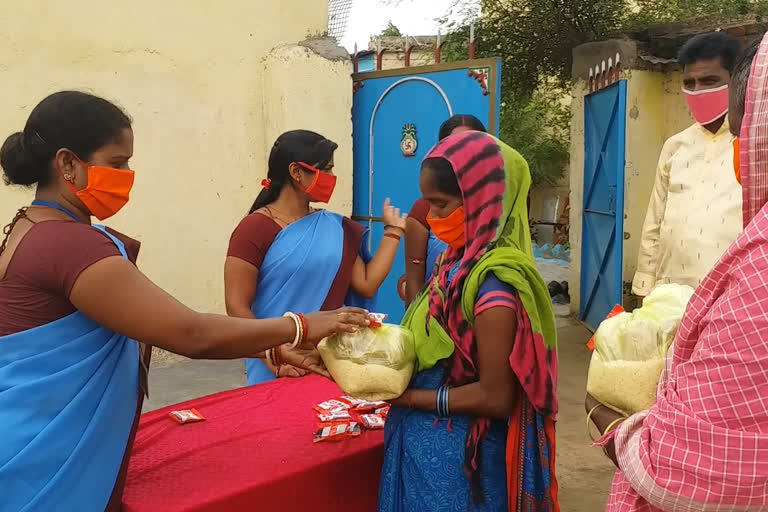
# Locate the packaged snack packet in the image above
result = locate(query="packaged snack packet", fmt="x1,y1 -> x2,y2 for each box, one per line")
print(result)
368,312 -> 388,328
168,408 -> 205,425
313,399 -> 350,414
353,400 -> 388,412
313,421 -> 362,443
317,409 -> 352,423
339,395 -> 368,407
359,414 -> 386,430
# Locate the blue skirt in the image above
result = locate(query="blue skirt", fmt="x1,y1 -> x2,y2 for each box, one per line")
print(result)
378,367 -> 508,512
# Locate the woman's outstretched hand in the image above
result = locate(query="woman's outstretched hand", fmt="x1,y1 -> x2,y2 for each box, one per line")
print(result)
281,347 -> 328,378
302,307 -> 371,346
284,308 -> 371,378
382,198 -> 407,232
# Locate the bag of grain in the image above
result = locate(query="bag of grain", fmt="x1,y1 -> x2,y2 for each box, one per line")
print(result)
318,324 -> 416,401
586,284 -> 694,416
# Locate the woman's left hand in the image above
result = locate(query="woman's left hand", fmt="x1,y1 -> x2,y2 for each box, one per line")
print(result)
281,346 -> 330,378
276,364 -> 308,378
382,198 -> 407,232
388,390 -> 410,408
585,393 -> 601,413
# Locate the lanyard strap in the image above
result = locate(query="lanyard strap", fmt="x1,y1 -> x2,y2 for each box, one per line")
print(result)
30,200 -> 82,223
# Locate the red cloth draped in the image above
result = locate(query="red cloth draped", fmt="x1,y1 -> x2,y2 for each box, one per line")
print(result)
122,376 -> 383,512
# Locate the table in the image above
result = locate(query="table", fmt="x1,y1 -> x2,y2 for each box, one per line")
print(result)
122,375 -> 384,511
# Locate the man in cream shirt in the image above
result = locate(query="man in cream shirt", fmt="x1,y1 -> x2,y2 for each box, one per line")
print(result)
633,32 -> 744,298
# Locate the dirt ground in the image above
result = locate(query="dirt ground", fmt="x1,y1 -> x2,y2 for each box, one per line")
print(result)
554,322 -> 616,510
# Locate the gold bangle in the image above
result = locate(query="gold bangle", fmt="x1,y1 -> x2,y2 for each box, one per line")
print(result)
586,403 -> 602,441
603,417 -> 626,437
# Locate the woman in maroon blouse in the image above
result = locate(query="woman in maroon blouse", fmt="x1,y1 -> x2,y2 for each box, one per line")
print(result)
225,130 -> 407,384
0,92 -> 370,511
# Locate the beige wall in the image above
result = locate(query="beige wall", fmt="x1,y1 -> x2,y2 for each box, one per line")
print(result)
569,70 -> 694,314
262,41 -> 354,215
622,71 -> 668,298
662,72 -> 696,140
568,78 -> 588,313
0,1 -> 353,315
379,50 -> 434,70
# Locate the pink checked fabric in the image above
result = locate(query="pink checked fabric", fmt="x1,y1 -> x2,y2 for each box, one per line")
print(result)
741,33 -> 768,227
604,33 -> 768,511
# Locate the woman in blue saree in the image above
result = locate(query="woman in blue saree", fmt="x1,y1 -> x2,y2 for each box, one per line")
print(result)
0,92 -> 370,511
225,130 -> 407,384
379,132 -> 560,511
403,115 -> 486,306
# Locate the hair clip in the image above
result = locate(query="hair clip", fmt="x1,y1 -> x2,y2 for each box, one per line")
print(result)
261,178 -> 272,190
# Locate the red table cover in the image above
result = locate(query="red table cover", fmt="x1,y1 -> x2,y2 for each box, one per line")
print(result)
122,375 -> 384,512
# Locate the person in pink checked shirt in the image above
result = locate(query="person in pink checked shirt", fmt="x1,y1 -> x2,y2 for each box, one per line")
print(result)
586,34 -> 768,512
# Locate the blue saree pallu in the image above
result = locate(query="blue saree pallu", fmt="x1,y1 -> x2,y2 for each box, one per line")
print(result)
247,211 -> 374,384
0,226 -> 140,512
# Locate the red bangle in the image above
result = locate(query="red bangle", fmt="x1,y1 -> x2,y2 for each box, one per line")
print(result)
273,345 -> 283,367
384,233 -> 401,242
297,313 -> 308,344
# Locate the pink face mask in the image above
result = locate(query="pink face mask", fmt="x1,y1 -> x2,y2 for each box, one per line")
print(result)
682,84 -> 729,126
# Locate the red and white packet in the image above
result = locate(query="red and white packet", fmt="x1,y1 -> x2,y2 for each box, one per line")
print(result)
168,408 -> 205,425
317,409 -> 353,423
359,414 -> 386,430
368,312 -> 388,328
314,421 -> 362,443
313,399 -> 350,414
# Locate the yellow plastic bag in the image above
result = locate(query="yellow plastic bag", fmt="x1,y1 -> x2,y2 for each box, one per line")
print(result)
586,284 -> 694,416
318,324 -> 416,401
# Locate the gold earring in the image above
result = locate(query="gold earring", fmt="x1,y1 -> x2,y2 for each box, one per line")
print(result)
63,173 -> 74,182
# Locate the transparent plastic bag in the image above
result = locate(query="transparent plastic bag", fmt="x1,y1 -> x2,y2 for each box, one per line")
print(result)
318,324 -> 416,401
586,284 -> 694,415
632,284 -> 694,348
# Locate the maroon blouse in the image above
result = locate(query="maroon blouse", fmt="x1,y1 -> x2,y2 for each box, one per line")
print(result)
0,220 -> 140,336
227,212 -> 365,310
409,198 -> 431,230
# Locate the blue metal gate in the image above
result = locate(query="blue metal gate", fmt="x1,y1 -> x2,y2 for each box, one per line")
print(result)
352,59 -> 501,322
580,81 -> 627,330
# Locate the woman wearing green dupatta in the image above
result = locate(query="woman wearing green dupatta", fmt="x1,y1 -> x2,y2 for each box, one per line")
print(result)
378,131 -> 560,512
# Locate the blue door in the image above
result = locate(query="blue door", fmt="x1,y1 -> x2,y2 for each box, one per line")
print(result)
352,59 -> 502,323
580,81 -> 627,330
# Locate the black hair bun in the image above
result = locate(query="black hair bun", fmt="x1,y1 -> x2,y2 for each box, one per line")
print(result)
0,132 -> 45,186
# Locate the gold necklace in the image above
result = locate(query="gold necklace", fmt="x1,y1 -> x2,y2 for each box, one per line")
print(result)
265,205 -> 313,226
265,206 -> 305,226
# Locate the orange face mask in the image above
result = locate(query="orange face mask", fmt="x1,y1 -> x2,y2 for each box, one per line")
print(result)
733,137 -> 742,184
297,161 -> 337,203
67,154 -> 135,220
427,206 -> 466,249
